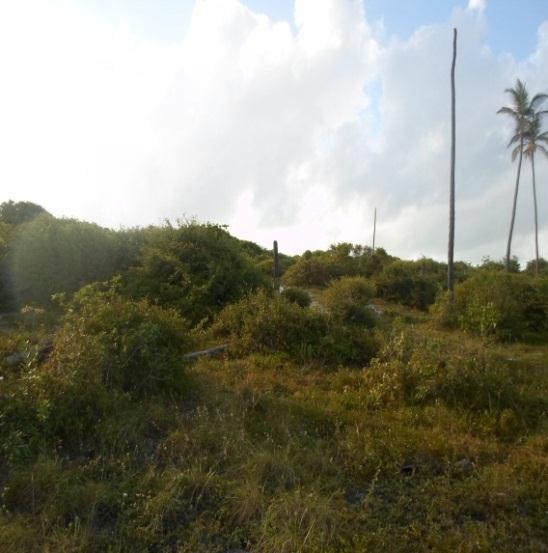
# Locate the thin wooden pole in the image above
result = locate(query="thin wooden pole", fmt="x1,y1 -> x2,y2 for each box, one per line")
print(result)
273,240 -> 280,290
372,208 -> 377,251
448,28 -> 457,297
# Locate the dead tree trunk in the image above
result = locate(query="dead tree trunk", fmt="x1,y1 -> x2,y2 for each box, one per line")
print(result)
448,28 -> 457,298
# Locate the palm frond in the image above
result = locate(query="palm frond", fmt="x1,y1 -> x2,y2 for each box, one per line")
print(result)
537,144 -> 548,159
497,106 -> 518,117
530,93 -> 548,110
507,134 -> 521,148
511,144 -> 522,162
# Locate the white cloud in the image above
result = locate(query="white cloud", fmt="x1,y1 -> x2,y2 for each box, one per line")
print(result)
0,0 -> 546,265
467,0 -> 486,14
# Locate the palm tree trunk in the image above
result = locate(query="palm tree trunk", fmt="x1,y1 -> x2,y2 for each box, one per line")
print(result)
448,28 -> 457,297
531,152 -> 540,275
506,136 -> 523,271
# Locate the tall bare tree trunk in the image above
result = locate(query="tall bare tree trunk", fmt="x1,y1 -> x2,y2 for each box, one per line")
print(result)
372,208 -> 377,251
531,152 -> 540,275
448,28 -> 457,298
506,137 -> 523,271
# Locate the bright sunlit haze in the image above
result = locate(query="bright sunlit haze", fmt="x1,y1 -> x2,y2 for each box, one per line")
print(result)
0,0 -> 547,263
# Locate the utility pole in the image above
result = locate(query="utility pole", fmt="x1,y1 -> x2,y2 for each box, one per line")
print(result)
448,28 -> 457,298
372,208 -> 377,251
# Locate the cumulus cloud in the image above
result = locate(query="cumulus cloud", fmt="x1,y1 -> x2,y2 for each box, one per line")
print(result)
467,0 -> 486,13
0,0 -> 546,265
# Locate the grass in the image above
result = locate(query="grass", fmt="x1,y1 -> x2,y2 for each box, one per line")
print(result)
0,305 -> 546,552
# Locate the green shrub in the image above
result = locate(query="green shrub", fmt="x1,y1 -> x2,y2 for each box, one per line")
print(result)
4,283 -> 194,449
282,258 -> 333,288
376,260 -> 440,309
452,271 -> 546,340
282,245 -> 399,288
430,290 -> 458,329
320,276 -> 376,327
365,326 -> 547,436
355,246 -> 394,278
46,281 -> 194,397
255,254 -> 295,279
7,214 -> 123,308
280,287 -> 311,308
0,200 -> 49,226
124,222 -> 266,325
211,290 -> 377,367
211,290 -> 325,361
524,257 -> 548,275
478,256 -> 520,273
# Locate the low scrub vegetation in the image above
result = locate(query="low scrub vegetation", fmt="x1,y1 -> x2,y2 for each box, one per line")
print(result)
210,289 -> 378,367
320,276 -> 376,327
375,260 -> 441,310
433,271 -> 547,340
280,286 -> 311,307
0,201 -> 546,552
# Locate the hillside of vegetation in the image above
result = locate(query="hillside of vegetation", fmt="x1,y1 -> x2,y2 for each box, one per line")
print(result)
0,202 -> 547,552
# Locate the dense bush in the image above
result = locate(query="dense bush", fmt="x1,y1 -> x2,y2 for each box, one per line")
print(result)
124,222 -> 266,325
282,257 -> 333,287
6,215 -> 124,308
280,287 -> 311,307
478,256 -> 520,273
0,200 -> 49,226
211,290 -> 377,367
450,271 -> 547,340
320,276 -> 376,327
46,282 -> 194,397
0,282 -> 194,460
525,257 -> 548,275
282,244 -> 395,288
376,260 -> 441,309
365,325 -> 547,436
355,246 -> 394,277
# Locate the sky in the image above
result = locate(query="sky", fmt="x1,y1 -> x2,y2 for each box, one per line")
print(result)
0,0 -> 547,264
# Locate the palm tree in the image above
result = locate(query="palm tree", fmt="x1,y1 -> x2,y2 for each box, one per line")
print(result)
523,106 -> 548,275
497,79 -> 532,271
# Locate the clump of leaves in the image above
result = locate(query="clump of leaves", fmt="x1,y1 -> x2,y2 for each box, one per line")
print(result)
375,260 -> 441,310
12,281 -> 197,448
320,276 -> 376,327
282,258 -> 334,288
450,271 -> 546,340
123,221 -> 266,325
365,325 -> 546,438
280,287 -> 311,308
211,290 -> 377,367
47,280 -> 194,397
